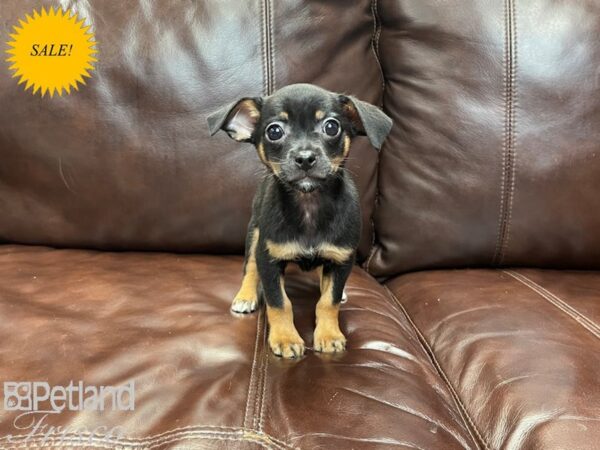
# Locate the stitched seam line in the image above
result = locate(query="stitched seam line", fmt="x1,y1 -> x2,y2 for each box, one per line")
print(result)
268,0 -> 275,92
260,0 -> 268,96
258,333 -> 270,432
364,0 -> 385,274
262,0 -> 274,95
504,270 -> 600,339
493,0 -> 518,266
257,315 -> 269,433
5,434 -> 279,449
2,428 -> 295,450
253,311 -> 268,430
244,308 -> 263,428
384,286 -> 488,450
0,426 -> 242,443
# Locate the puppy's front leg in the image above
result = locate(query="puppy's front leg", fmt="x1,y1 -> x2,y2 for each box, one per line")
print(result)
314,261 -> 353,353
232,227 -> 260,313
256,247 -> 304,358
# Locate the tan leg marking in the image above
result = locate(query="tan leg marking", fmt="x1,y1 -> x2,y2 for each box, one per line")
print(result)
232,228 -> 260,313
267,278 -> 304,358
314,270 -> 346,353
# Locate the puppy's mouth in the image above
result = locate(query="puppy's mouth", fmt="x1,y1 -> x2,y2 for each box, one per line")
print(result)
293,176 -> 320,193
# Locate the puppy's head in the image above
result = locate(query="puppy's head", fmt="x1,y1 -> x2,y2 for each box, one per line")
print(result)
208,84 -> 392,193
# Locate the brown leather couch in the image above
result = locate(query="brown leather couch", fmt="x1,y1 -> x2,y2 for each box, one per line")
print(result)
1,1 -> 599,449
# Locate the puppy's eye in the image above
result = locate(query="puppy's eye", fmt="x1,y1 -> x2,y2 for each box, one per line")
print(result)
323,118 -> 341,137
266,123 -> 285,141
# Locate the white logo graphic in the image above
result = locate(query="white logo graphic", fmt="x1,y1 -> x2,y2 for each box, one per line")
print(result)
4,380 -> 135,412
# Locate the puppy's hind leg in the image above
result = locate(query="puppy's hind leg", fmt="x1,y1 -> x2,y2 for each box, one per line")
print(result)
232,227 -> 261,313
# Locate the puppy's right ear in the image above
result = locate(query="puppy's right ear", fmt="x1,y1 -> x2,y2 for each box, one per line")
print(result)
207,98 -> 262,143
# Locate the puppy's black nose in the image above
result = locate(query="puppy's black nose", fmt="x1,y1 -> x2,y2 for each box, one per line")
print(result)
294,150 -> 317,171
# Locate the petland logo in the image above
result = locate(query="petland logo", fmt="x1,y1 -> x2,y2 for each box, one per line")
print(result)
2,381 -> 131,446
4,380 -> 135,412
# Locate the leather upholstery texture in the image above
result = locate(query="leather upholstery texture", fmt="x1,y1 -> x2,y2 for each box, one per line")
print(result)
0,245 -> 477,449
0,1 -> 598,449
0,0 -> 382,258
368,0 -> 600,276
387,269 -> 600,450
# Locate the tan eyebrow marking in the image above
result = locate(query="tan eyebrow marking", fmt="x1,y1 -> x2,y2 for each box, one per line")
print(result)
315,110 -> 325,120
279,111 -> 289,120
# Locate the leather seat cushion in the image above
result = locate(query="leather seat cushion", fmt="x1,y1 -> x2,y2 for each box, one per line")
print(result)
386,269 -> 600,449
0,245 -> 476,449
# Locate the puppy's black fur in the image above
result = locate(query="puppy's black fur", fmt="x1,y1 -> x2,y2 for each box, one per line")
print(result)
208,84 -> 391,358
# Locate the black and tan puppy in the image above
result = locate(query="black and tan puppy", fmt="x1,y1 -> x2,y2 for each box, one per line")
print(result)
208,84 -> 391,358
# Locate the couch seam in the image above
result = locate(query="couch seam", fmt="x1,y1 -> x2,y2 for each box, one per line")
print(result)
504,270 -> 600,339
252,312 -> 268,430
244,308 -> 263,428
493,0 -> 518,267
2,427 -> 295,450
384,286 -> 488,450
6,434 -> 270,450
258,321 -> 270,433
268,0 -> 275,92
364,0 -> 386,274
261,0 -> 274,96
260,0 -> 268,96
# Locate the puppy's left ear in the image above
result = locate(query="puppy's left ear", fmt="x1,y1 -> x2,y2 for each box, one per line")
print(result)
339,95 -> 392,150
207,97 -> 262,143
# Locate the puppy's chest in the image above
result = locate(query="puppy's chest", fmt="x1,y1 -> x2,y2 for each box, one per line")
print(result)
296,194 -> 321,229
265,240 -> 353,265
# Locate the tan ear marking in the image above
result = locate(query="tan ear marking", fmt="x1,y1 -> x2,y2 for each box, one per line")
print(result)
240,99 -> 261,119
228,99 -> 261,141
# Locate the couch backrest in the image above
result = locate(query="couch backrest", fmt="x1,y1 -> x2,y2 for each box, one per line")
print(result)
367,0 -> 600,277
0,0 -> 383,257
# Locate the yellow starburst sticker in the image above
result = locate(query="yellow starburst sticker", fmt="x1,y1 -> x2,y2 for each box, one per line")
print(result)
5,7 -> 98,97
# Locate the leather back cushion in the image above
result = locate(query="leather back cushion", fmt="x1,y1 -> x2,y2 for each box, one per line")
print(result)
0,0 -> 382,256
367,0 -> 600,276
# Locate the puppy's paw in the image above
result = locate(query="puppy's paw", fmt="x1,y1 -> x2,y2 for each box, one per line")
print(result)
231,297 -> 259,314
313,328 -> 346,353
341,289 -> 348,303
269,333 -> 305,359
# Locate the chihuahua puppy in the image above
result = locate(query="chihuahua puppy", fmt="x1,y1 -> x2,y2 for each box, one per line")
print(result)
208,84 -> 391,358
